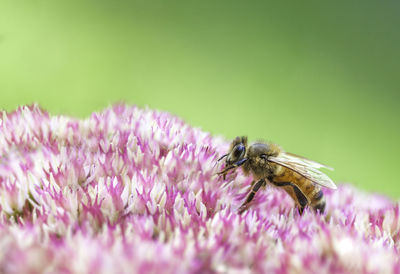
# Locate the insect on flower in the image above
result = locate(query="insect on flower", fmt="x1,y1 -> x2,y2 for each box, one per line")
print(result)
217,136 -> 337,214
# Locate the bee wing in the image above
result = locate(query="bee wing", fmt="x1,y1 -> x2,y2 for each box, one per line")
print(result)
268,153 -> 337,189
284,152 -> 334,171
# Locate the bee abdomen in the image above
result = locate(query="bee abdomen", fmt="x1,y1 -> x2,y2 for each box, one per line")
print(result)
310,189 -> 326,213
298,180 -> 326,214
273,176 -> 327,214
313,199 -> 326,213
313,189 -> 323,201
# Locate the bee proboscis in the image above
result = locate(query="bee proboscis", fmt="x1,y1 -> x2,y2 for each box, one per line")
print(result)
217,136 -> 337,214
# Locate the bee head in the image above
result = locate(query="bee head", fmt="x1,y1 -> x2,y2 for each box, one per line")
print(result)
226,136 -> 247,165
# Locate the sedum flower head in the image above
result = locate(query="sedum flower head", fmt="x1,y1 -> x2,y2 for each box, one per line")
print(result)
0,104 -> 399,273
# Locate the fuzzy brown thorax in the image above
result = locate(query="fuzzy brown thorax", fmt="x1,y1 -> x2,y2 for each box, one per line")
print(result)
242,142 -> 280,180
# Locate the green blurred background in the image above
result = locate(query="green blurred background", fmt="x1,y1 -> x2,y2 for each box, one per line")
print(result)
1,1 -> 399,197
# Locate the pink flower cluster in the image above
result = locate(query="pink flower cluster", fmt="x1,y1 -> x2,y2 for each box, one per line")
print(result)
0,104 -> 399,273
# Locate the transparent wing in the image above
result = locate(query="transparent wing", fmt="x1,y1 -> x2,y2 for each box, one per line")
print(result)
268,153 -> 337,189
284,152 -> 334,171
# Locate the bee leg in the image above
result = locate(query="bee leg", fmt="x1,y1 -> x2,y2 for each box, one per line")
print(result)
238,179 -> 265,214
291,184 -> 308,214
272,182 -> 308,215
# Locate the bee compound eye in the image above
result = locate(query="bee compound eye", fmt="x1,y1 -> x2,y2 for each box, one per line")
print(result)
233,144 -> 245,158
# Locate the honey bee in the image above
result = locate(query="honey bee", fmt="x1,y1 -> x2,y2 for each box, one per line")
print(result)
217,136 -> 337,214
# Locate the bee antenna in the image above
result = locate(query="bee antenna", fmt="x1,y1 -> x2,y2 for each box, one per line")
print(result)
217,154 -> 228,162
214,153 -> 228,168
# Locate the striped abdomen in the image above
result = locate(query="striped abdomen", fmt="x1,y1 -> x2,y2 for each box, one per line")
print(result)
271,169 -> 326,213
